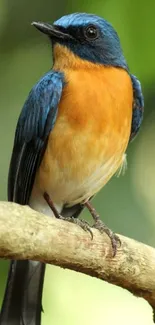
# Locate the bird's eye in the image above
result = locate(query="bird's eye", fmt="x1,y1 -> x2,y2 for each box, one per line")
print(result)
84,25 -> 98,40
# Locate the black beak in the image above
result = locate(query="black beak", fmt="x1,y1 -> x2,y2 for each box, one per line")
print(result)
32,21 -> 73,40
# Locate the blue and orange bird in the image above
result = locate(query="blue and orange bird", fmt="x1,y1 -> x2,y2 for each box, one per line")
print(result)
0,13 -> 144,325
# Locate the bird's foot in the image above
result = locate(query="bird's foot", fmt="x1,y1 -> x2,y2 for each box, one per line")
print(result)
92,219 -> 121,257
84,200 -> 121,257
44,192 -> 120,256
43,192 -> 93,237
58,215 -> 93,239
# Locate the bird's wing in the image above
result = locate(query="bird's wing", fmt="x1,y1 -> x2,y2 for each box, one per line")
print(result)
8,71 -> 64,204
129,74 -> 144,141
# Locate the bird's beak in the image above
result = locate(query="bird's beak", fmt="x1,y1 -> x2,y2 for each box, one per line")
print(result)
32,21 -> 73,40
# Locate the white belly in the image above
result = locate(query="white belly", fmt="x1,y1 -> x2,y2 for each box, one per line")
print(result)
29,153 -> 126,217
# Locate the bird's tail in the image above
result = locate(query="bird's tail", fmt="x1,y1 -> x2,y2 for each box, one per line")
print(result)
0,260 -> 45,325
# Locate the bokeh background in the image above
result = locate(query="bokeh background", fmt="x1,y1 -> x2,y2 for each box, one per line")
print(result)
0,0 -> 155,324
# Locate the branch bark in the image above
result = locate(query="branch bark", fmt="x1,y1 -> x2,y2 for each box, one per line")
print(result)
0,201 -> 155,321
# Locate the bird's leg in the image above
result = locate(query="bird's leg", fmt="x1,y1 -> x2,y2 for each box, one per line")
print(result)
43,192 -> 93,238
43,192 -> 61,218
84,200 -> 121,257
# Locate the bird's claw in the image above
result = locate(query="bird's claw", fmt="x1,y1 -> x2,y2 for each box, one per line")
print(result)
92,219 -> 121,257
58,215 -> 93,239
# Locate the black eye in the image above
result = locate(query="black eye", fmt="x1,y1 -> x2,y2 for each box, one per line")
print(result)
84,25 -> 98,40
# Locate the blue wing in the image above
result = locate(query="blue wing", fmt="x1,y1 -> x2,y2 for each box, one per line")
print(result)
8,71 -> 64,204
130,74 -> 144,141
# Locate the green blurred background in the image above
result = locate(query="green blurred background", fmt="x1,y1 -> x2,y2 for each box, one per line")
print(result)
0,0 -> 155,324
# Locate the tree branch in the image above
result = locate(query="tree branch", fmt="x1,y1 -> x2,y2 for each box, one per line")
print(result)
0,201 -> 155,321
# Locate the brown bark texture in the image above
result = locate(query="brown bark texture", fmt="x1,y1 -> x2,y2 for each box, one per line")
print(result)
0,201 -> 154,321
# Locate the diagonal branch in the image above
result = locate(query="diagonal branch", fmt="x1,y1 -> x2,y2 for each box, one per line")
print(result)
0,201 -> 155,321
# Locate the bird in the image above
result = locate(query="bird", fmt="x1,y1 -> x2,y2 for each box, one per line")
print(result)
0,12 -> 144,325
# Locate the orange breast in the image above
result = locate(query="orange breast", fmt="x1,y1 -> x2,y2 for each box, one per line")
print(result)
35,65 -> 133,205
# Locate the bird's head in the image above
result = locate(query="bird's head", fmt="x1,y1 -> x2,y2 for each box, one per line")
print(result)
32,13 -> 128,70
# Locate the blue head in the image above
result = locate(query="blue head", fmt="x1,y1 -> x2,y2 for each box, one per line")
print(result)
33,13 -> 128,69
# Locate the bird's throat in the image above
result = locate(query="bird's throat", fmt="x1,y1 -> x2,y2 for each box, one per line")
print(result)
53,43 -> 103,71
